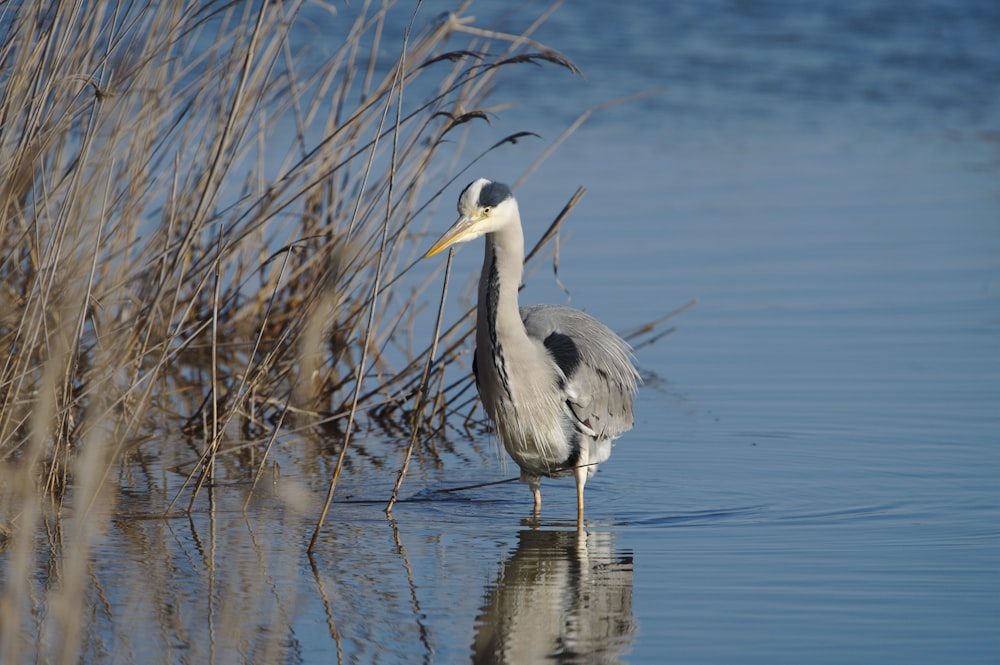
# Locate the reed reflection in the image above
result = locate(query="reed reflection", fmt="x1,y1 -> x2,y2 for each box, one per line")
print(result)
472,529 -> 635,664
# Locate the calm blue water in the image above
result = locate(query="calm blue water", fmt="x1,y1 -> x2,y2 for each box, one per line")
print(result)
7,1 -> 999,663
313,2 -> 1000,661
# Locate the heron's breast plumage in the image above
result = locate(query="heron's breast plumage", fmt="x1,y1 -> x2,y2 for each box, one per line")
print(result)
476,331 -> 575,477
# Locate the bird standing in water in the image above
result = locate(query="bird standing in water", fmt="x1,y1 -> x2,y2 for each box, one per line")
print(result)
425,179 -> 639,522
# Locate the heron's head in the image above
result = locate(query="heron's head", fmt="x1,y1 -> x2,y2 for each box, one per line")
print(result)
424,179 -> 517,257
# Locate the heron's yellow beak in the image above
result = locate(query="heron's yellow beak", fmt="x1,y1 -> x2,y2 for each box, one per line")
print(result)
424,215 -> 480,258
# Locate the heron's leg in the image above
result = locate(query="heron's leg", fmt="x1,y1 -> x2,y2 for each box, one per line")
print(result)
530,478 -> 542,511
574,465 -> 587,526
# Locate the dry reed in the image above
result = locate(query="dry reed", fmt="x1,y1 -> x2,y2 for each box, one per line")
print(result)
0,0 -> 605,661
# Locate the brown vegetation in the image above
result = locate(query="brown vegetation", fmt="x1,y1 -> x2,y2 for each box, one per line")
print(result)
0,0 -> 597,658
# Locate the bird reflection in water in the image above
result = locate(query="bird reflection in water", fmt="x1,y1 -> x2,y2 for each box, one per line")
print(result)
472,529 -> 635,664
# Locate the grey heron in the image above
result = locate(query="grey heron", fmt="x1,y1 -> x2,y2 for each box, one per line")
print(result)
425,179 -> 639,521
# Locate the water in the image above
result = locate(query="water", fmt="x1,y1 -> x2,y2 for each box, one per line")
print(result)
5,0 -> 1000,662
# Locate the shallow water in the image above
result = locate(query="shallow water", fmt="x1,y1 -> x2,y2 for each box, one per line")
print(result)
5,0 -> 999,663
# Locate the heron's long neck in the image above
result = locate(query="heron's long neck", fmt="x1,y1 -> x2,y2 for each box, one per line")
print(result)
478,221 -> 527,347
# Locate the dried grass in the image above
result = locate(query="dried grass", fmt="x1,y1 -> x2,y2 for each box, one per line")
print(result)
0,0 -> 599,661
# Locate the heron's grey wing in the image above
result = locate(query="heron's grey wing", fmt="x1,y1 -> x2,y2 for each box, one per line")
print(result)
520,304 -> 639,441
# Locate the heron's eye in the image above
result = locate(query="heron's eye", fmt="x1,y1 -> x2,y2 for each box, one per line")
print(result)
482,206 -> 492,216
